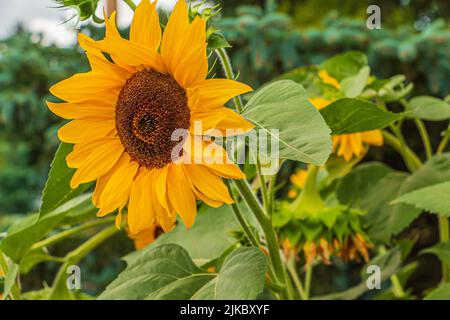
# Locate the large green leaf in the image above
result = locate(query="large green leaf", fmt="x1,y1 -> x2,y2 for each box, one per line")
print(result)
394,181 -> 450,216
125,205 -> 242,266
424,283 -> 450,300
99,244 -> 267,300
243,80 -> 332,165
361,154 -> 450,243
0,194 -> 93,262
319,51 -> 368,81
422,242 -> 450,265
336,162 -> 394,207
40,143 -> 90,217
405,96 -> 450,121
320,98 -> 402,135
341,66 -> 371,98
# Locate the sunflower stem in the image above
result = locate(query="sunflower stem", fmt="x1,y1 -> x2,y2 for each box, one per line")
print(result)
437,126 -> 450,154
233,179 -> 292,299
122,0 -> 136,11
414,119 -> 432,160
214,48 -> 244,113
49,225 -> 119,299
31,217 -> 116,251
382,131 -> 422,172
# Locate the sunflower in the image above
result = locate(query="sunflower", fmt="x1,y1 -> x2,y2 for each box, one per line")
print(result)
309,97 -> 383,161
47,0 -> 254,234
287,168 -> 308,199
128,224 -> 162,250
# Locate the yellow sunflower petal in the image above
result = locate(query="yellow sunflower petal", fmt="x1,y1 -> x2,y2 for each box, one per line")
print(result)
189,79 -> 253,110
96,153 -> 139,215
309,97 -> 331,110
84,37 -> 165,73
172,17 -> 208,87
128,169 -> 156,234
160,0 -> 189,73
50,71 -> 122,103
191,107 -> 254,136
130,0 -> 161,50
166,164 -> 197,228
70,138 -> 124,188
362,130 -> 384,146
47,100 -> 114,120
183,164 -> 234,205
349,133 -> 363,157
104,11 -> 121,40
67,137 -> 113,168
58,118 -> 115,144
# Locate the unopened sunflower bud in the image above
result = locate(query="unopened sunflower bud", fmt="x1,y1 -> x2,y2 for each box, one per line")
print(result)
55,0 -> 100,21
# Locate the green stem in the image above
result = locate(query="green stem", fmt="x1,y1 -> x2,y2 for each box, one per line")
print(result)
437,127 -> 450,154
290,165 -> 324,213
438,215 -> 450,282
379,245 -> 406,298
233,179 -> 292,299
225,181 -> 259,248
304,263 -> 313,299
49,225 -> 119,299
286,256 -> 307,300
31,217 -> 115,251
267,175 -> 276,218
0,251 -> 21,300
214,48 -> 244,112
414,119 -> 432,160
122,0 -> 136,11
382,131 -> 422,172
256,156 -> 270,211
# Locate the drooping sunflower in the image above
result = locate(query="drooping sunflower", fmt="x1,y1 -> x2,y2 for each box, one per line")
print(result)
47,0 -> 254,234
309,97 -> 383,161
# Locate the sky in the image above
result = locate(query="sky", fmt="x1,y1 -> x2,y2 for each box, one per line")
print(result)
0,0 -> 177,47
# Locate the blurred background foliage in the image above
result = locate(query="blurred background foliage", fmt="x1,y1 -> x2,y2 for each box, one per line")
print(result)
0,0 -> 448,296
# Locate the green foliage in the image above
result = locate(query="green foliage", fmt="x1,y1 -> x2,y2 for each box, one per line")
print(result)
422,242 -> 450,265
424,283 -> 450,300
40,143 -> 91,217
99,244 -> 267,300
394,181 -> 450,216
404,96 -> 450,121
319,51 -> 368,81
243,80 -> 332,165
126,205 -> 241,266
320,98 -> 402,134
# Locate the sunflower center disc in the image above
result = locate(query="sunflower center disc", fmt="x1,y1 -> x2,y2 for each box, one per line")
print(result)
115,68 -> 190,168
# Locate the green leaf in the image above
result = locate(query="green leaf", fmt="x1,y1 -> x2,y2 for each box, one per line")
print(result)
2,262 -> 19,300
336,162 -> 394,208
394,181 -> 450,216
362,154 -> 450,243
40,143 -> 90,217
0,194 -> 93,262
424,283 -> 450,300
125,205 -> 241,266
422,242 -> 450,265
99,244 -> 267,300
243,80 -> 332,165
320,98 -> 402,134
405,96 -> 450,121
207,33 -> 231,49
319,51 -> 368,81
341,66 -> 371,98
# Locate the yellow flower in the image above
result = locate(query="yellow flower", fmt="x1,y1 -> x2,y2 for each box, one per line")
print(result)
290,169 -> 308,189
47,1 -> 254,235
309,98 -> 383,161
318,70 -> 340,89
128,224 -> 161,250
